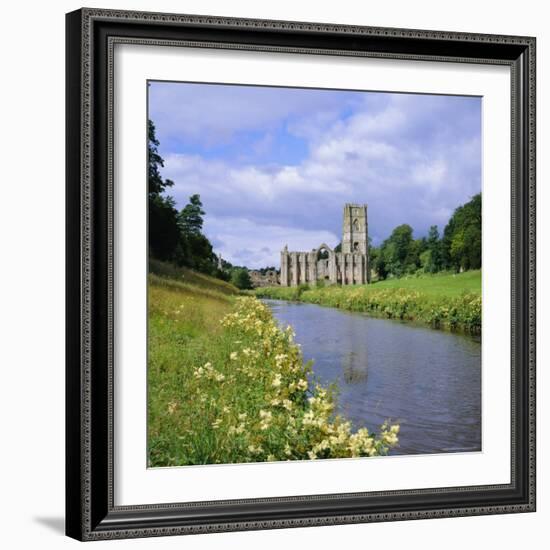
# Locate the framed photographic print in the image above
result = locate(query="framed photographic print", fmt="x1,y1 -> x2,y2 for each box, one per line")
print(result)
65,8 -> 536,541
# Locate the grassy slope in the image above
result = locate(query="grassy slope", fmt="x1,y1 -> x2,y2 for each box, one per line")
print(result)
148,264 -> 399,466
148,266 -> 238,465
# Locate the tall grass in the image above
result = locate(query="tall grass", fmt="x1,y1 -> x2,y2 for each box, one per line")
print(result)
148,269 -> 399,467
149,257 -> 239,295
256,271 -> 481,334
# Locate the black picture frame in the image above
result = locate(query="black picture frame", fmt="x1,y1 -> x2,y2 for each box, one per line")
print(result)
66,7 -> 536,541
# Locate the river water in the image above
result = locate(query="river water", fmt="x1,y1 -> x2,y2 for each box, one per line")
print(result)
263,299 -> 481,456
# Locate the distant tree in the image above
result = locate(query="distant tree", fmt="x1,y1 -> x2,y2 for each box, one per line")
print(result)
178,194 -> 206,236
379,224 -> 414,277
407,237 -> 427,273
442,194 -> 481,271
370,197 -> 479,280
390,224 -> 412,262
231,269 -> 253,290
421,225 -> 442,273
334,242 -> 342,253
368,246 -> 384,280
373,248 -> 388,280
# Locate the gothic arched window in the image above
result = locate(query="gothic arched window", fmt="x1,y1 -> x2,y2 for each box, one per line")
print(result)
353,218 -> 360,231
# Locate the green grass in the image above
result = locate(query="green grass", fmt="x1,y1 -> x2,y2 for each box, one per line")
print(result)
368,270 -> 481,297
149,257 -> 239,296
148,265 -> 399,467
255,271 -> 481,333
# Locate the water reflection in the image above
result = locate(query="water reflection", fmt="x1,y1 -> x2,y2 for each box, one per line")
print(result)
342,351 -> 368,384
264,299 -> 481,456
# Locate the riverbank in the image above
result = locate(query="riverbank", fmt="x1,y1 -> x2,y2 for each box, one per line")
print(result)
265,299 -> 481,455
148,262 -> 399,466
255,271 -> 481,334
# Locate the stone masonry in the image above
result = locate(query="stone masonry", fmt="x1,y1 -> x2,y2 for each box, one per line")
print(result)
280,204 -> 370,286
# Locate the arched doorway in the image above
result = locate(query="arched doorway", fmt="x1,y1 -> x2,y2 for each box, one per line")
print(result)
316,244 -> 332,283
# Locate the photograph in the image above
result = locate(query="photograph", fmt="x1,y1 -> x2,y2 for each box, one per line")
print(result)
146,81 -> 482,468
63,6 -> 536,541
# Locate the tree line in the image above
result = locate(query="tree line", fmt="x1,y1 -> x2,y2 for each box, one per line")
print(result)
370,193 -> 481,280
148,119 -> 222,276
148,119 -> 253,289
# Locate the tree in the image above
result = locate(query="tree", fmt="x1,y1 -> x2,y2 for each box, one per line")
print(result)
148,121 -> 218,276
422,225 -> 442,273
231,268 -> 253,290
148,119 -> 173,197
148,120 -> 180,261
149,195 -> 180,262
390,224 -> 414,265
178,194 -> 206,236
442,194 -> 481,271
378,224 -> 414,277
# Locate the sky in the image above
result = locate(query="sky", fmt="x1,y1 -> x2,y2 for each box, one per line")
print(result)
148,81 -> 481,269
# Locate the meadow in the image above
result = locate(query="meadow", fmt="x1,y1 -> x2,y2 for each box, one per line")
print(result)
255,271 -> 482,333
148,261 -> 399,467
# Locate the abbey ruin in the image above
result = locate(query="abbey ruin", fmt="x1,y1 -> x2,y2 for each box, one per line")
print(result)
280,204 -> 370,287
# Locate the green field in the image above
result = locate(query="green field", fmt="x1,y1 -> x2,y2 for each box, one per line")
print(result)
148,261 -> 399,467
255,271 -> 481,333
367,270 -> 481,297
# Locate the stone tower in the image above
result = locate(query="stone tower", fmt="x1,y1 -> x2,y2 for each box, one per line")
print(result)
342,203 -> 368,254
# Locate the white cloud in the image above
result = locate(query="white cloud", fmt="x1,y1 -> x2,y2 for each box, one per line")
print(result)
206,216 -> 338,269
411,159 -> 448,190
158,92 -> 481,263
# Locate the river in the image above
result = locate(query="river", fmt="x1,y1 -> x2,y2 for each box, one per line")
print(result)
263,299 -> 481,456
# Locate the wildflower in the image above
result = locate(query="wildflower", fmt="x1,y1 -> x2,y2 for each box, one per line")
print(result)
228,423 -> 245,435
272,373 -> 282,388
193,367 -> 204,378
212,418 -> 222,429
167,401 -> 178,414
259,409 -> 272,430
381,424 -> 400,446
229,352 -> 238,361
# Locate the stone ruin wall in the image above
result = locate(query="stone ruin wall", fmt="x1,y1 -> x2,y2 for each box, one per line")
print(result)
280,203 -> 370,287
